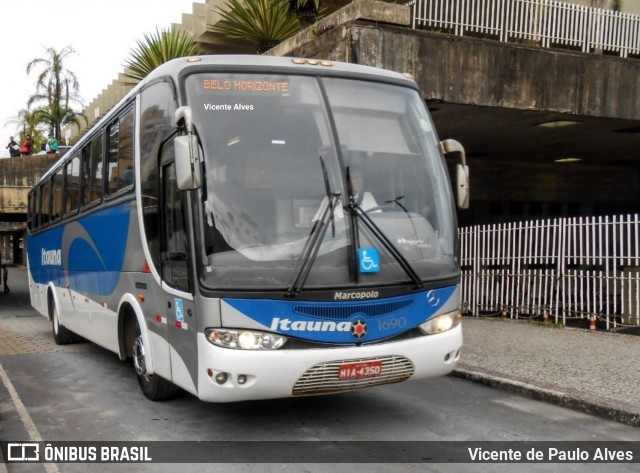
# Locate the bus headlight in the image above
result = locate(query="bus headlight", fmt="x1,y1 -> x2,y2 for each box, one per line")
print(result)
205,328 -> 287,350
419,310 -> 462,335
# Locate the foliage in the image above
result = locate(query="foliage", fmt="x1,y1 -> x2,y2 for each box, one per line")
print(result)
3,109 -> 46,152
212,0 -> 300,54
122,27 -> 202,85
32,105 -> 86,145
26,46 -> 86,140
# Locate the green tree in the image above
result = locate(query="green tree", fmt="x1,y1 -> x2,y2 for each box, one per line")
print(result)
26,46 -> 86,140
122,27 -> 202,85
3,108 -> 46,153
212,0 -> 300,54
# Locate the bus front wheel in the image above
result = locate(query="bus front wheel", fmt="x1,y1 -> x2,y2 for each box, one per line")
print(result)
49,293 -> 74,345
131,317 -> 179,401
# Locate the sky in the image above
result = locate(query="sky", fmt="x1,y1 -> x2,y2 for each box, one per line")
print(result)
0,0 -> 204,158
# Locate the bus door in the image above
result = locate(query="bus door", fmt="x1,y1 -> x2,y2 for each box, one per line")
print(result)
160,156 -> 198,392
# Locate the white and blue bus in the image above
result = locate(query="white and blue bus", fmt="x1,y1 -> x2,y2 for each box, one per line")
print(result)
27,55 -> 469,402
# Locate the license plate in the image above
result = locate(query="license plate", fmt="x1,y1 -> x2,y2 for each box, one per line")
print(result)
338,360 -> 382,380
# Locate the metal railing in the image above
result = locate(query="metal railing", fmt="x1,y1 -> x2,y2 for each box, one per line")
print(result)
411,0 -> 640,58
460,215 -> 640,328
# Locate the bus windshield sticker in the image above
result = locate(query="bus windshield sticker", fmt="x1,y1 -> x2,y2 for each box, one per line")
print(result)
358,248 -> 380,273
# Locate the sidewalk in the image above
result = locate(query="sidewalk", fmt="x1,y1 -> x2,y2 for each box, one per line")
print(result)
455,316 -> 640,427
2,265 -> 639,427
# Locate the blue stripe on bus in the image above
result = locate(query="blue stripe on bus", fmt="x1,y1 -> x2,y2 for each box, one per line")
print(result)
224,285 -> 457,343
27,202 -> 132,296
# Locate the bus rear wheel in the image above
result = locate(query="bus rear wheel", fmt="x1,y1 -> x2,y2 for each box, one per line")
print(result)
131,318 -> 179,401
50,294 -> 74,345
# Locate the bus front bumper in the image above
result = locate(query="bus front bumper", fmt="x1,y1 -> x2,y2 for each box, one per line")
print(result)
195,324 -> 463,402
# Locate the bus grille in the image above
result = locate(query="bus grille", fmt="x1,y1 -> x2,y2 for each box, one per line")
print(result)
292,356 -> 414,396
292,300 -> 414,320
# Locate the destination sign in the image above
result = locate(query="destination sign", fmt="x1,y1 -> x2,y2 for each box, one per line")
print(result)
203,79 -> 289,93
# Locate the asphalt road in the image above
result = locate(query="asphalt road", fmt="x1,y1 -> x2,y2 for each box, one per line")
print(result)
0,267 -> 638,473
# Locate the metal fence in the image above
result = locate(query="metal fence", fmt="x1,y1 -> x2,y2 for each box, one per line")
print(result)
460,215 -> 640,328
411,0 -> 640,58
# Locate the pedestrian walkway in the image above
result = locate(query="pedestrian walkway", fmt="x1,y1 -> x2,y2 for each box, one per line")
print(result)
455,316 -> 640,427
2,265 -> 639,427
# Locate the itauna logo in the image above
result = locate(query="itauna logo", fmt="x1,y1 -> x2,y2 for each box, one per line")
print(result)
41,248 -> 62,266
270,318 -> 368,338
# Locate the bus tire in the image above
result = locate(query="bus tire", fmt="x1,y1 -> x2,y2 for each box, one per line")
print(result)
49,293 -> 74,345
131,317 -> 179,401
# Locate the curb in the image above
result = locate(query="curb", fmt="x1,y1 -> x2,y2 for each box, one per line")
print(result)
451,367 -> 640,428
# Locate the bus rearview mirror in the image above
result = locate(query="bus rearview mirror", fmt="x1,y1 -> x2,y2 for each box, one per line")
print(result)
175,135 -> 201,190
440,139 -> 470,210
456,163 -> 470,209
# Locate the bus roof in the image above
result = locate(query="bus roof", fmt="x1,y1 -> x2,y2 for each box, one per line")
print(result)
144,54 -> 414,86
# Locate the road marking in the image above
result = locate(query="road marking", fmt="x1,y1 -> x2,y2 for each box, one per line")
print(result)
0,362 -> 60,473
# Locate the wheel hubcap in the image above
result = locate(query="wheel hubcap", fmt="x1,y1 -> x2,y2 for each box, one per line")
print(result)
133,336 -> 146,376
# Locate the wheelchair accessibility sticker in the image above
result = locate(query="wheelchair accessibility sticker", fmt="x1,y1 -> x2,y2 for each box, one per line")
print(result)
358,247 -> 380,273
174,298 -> 189,330
175,298 -> 185,322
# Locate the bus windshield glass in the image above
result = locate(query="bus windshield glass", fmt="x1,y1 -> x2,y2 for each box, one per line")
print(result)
185,73 -> 457,291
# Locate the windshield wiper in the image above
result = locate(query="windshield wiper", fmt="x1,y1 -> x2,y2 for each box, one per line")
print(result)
345,176 -> 424,289
320,156 -> 337,239
386,195 -> 408,213
285,157 -> 340,297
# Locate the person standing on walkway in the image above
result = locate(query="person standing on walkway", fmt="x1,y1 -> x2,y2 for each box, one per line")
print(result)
5,136 -> 21,157
46,132 -> 58,154
2,265 -> 9,293
20,135 -> 33,155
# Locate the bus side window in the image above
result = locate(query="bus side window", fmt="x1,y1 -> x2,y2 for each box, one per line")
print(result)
65,155 -> 80,216
42,179 -> 52,227
161,154 -> 190,293
51,167 -> 64,222
107,107 -> 135,196
82,136 -> 103,207
139,80 -> 177,273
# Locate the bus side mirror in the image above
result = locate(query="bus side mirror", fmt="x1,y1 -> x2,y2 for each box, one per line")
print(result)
440,139 -> 469,210
174,106 -> 201,190
456,163 -> 469,209
175,135 -> 201,190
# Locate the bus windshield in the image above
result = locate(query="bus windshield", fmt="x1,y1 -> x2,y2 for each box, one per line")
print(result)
185,73 -> 457,291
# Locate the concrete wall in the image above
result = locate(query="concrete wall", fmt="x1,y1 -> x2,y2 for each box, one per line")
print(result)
350,26 -> 640,121
272,8 -> 640,121
0,155 -> 57,215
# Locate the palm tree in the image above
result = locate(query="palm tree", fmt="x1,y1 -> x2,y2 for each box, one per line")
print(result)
122,27 -> 202,85
4,108 -> 45,152
212,0 -> 300,54
26,46 -> 85,140
32,105 -> 86,146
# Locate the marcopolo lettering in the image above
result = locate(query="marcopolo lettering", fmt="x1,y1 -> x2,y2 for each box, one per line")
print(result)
334,290 -> 379,300
270,318 -> 351,332
41,248 -> 62,266
397,238 -> 430,248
